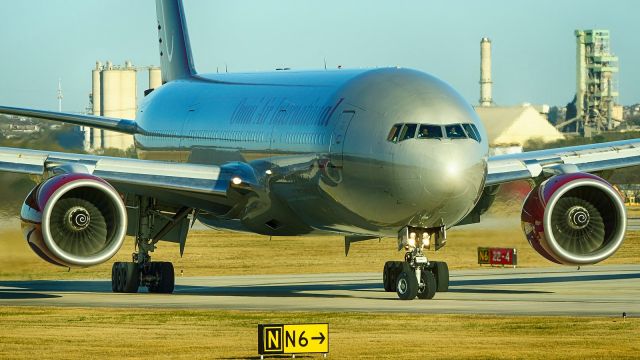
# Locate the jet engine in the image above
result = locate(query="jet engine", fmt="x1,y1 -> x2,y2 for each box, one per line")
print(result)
20,173 -> 127,267
521,173 -> 626,265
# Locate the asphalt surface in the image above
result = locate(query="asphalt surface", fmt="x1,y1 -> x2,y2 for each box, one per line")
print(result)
0,265 -> 638,316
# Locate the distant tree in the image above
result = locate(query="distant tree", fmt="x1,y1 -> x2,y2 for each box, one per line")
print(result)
95,146 -> 137,159
560,95 -> 578,133
627,114 -> 640,127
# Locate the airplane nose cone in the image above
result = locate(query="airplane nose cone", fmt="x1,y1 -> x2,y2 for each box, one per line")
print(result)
421,142 -> 484,195
392,140 -> 486,228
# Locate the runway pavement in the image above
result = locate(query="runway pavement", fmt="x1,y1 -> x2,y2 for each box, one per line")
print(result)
0,264 -> 638,316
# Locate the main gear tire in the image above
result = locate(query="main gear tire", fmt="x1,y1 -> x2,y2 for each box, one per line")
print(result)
148,262 -> 175,294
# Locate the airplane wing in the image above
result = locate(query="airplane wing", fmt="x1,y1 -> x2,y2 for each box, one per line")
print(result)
0,146 -> 258,214
0,105 -> 145,135
486,139 -> 640,186
0,105 -> 264,216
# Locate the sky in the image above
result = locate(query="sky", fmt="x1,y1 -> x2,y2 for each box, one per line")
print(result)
1,0 -> 639,113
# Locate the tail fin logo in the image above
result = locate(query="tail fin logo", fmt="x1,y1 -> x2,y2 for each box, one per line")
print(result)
159,0 -> 174,62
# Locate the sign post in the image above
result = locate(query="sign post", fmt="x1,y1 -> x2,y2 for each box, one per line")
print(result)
258,323 -> 329,358
478,247 -> 517,268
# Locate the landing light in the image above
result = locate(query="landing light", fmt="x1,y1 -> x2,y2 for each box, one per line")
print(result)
422,233 -> 430,248
407,232 -> 417,248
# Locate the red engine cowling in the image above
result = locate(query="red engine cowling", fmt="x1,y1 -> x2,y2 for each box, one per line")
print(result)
521,173 -> 626,265
20,173 -> 127,267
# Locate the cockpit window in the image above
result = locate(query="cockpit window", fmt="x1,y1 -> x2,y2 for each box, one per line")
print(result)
399,123 -> 418,141
445,124 -> 467,139
470,124 -> 482,142
417,124 -> 443,139
389,123 -> 478,143
387,124 -> 402,142
462,123 -> 480,142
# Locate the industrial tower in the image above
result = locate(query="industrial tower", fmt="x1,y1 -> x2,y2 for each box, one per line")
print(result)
573,29 -> 620,136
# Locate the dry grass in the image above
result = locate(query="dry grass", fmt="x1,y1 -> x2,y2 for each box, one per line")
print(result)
627,205 -> 640,218
0,211 -> 638,359
0,307 -> 637,360
0,215 -> 638,280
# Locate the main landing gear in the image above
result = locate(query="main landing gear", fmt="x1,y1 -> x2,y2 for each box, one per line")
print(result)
382,226 -> 449,300
111,197 -> 191,294
111,260 -> 175,294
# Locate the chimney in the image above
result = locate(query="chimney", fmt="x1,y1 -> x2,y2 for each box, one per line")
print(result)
480,37 -> 493,107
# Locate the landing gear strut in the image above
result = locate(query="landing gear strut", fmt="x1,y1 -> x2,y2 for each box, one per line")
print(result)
111,197 -> 190,294
382,226 -> 449,300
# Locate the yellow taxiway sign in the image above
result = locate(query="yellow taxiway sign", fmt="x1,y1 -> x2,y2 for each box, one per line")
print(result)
258,323 -> 329,355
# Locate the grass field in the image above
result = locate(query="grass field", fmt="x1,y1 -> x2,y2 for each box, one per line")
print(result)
0,214 -> 638,359
0,307 -> 638,360
0,216 -> 639,280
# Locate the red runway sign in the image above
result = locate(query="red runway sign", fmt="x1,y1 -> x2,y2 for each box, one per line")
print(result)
478,247 -> 517,267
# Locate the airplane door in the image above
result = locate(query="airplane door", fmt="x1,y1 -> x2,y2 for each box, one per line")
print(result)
329,111 -> 355,167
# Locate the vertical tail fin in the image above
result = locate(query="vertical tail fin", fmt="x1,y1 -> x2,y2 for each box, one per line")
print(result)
155,0 -> 196,83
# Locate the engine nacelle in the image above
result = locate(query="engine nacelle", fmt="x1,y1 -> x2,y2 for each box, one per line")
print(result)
521,173 -> 626,265
20,173 -> 127,267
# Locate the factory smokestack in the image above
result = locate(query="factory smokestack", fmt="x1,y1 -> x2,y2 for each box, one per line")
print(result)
480,37 -> 493,107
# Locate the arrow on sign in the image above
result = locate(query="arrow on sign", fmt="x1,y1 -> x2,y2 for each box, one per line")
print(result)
312,332 -> 326,344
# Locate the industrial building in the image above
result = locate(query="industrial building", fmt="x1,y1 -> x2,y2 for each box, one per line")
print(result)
556,29 -> 623,136
84,61 -> 161,151
475,105 -> 564,154
475,38 -> 563,154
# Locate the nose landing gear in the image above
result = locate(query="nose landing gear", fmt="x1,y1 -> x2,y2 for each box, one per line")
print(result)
382,226 -> 449,300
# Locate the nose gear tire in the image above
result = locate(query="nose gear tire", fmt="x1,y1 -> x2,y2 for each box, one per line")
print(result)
431,261 -> 450,292
383,261 -> 403,292
396,267 -> 418,300
417,269 -> 436,299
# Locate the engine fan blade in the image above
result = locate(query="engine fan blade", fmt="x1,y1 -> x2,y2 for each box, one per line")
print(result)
49,197 -> 109,256
551,197 -> 606,255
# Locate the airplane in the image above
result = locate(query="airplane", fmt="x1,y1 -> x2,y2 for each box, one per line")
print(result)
0,0 -> 638,300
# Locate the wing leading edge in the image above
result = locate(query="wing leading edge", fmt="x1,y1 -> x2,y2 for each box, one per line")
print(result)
486,139 -> 640,186
0,146 -> 262,215
0,106 -> 143,135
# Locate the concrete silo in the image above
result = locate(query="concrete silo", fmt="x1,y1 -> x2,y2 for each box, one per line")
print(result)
92,61 -> 102,116
118,60 -> 136,149
100,60 -> 135,149
88,61 -> 103,150
148,67 -> 162,90
100,61 -> 122,149
87,60 -> 161,151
